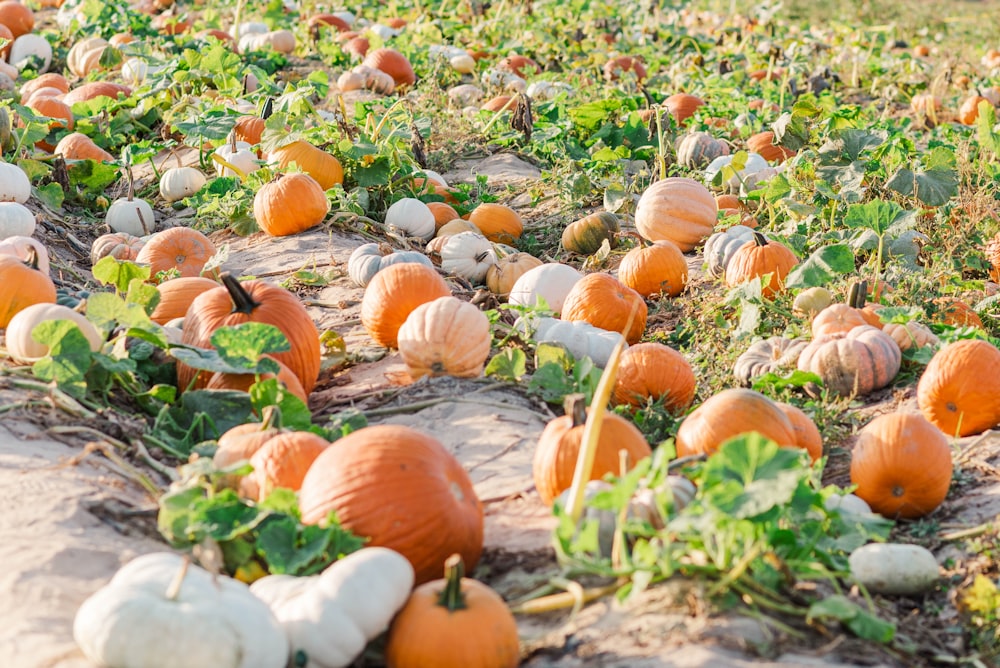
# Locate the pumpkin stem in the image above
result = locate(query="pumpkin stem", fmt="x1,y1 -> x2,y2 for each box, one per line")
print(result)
752,231 -> 768,247
23,245 -> 41,271
165,556 -> 192,601
437,553 -> 468,612
564,393 -> 587,428
221,272 -> 261,315
847,280 -> 868,309
261,96 -> 274,120
125,164 -> 134,202
135,206 -> 150,236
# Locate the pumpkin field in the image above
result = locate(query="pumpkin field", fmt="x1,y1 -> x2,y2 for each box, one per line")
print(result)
3,0 -> 1000,665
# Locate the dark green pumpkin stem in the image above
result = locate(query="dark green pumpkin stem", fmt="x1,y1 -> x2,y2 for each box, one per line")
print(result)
564,393 -> 587,428
847,280 -> 868,308
752,231 -> 768,247
437,554 -> 467,612
261,97 -> 274,120
221,272 -> 260,315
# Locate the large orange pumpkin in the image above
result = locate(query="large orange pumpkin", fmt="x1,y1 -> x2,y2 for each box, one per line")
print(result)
917,339 -> 1000,437
253,173 -> 330,237
533,396 -> 652,506
204,354 -> 309,404
797,325 -> 901,398
178,273 -> 321,393
634,177 -> 717,252
268,140 -> 344,190
0,248 -> 56,328
724,232 -> 798,299
559,272 -> 647,344
467,203 -> 523,244
849,413 -> 952,519
616,240 -> 689,298
612,342 -> 696,412
298,425 -> 483,585
675,388 -> 798,458
360,262 -> 451,349
149,276 -> 220,325
135,227 -> 216,282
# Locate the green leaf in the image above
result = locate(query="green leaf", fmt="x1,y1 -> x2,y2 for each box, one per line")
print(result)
535,342 -> 574,371
249,378 -> 313,430
528,362 -> 576,404
30,320 -> 95,398
977,101 -> 1000,156
34,182 -> 64,209
784,244 -> 854,289
92,257 -> 151,293
210,323 -> 290,370
817,129 -> 886,164
67,159 -> 120,193
807,595 -> 895,643
86,291 -> 155,333
151,390 -> 254,457
843,200 -> 906,236
485,348 -> 526,381
354,156 -> 392,187
771,112 -> 809,151
885,161 -> 958,207
751,369 -> 823,392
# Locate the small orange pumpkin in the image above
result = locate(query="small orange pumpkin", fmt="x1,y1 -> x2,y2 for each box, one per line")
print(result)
360,262 -> 452,349
774,402 -> 822,461
53,132 -> 114,162
559,272 -> 648,344
746,130 -> 795,163
917,338 -> 1000,437
135,227 -> 216,282
206,355 -> 308,405
0,247 -> 57,328
612,342 -> 696,412
253,173 -> 330,237
268,140 -> 344,190
663,93 -> 705,125
238,431 -> 328,501
724,232 -> 798,299
617,240 -> 689,298
467,203 -> 523,244
849,412 -> 952,519
484,252 -> 543,300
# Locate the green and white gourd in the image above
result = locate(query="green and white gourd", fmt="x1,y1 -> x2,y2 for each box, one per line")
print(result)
347,242 -> 433,288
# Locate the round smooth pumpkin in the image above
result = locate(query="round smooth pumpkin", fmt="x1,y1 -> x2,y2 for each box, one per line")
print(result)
506,263 -> 582,314
239,431 -> 329,502
617,241 -> 688,298
612,342 -> 695,412
561,211 -> 619,255
362,47 -> 415,87
559,272 -> 647,345
5,302 -> 102,362
634,177 -> 717,252
360,262 -> 451,349
254,173 -> 330,237
268,141 -> 344,190
917,339 -> 1000,437
467,203 -> 523,244
774,402 -> 822,461
205,355 -> 309,406
850,413 -> 952,519
135,227 -> 216,282
675,388 -> 797,458
298,425 -> 483,585
0,248 -> 56,328
53,132 -> 114,162
724,232 -> 798,299
150,277 -> 220,325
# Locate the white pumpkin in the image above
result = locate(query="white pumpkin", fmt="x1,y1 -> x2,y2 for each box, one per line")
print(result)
448,84 -> 483,106
384,197 -> 435,241
214,139 -> 259,178
824,493 -> 873,516
250,547 -> 414,668
848,543 -> 939,596
450,53 -> 476,74
0,202 -> 36,239
106,196 -> 156,236
0,161 -> 32,203
0,235 -> 50,274
507,262 -> 582,314
6,303 -> 103,362
239,30 -> 296,55
121,57 -> 161,87
73,552 -> 289,668
9,34 -> 53,73
439,231 -> 497,283
517,315 -> 626,367
159,167 -> 207,203
237,21 -> 270,36
704,152 -> 770,193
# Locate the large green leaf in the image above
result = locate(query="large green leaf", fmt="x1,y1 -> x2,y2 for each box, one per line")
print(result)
785,244 -> 855,288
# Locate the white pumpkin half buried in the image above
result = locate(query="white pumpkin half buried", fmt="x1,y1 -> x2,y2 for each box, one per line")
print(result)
250,547 -> 415,668
73,551 -> 289,668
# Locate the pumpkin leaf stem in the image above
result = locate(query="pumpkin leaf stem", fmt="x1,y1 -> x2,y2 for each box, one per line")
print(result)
221,272 -> 261,315
437,553 -> 468,612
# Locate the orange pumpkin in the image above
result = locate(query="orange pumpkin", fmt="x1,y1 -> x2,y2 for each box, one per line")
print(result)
724,232 -> 798,298
135,227 -> 216,282
850,413 -> 952,519
213,406 -> 285,488
617,240 -> 689,298
603,55 -> 646,81
397,296 -> 491,379
933,296 -> 983,329
362,47 -> 416,87
298,425 -> 484,585
612,342 -> 696,412
238,431 -> 328,501
467,203 -> 523,244
28,96 -> 73,151
559,272 -> 648,344
205,355 -> 308,404
178,273 -> 321,393
959,95 -> 989,125
53,132 -> 114,162
663,93 -> 705,125
0,247 -> 57,328
149,276 -> 220,325
746,130 -> 795,163
675,388 -> 798,458
427,201 -> 460,230
307,12 -> 351,32
20,73 -> 69,100
385,554 -> 520,668
360,262 -> 451,349
634,177 -> 717,252
484,252 -> 543,300
533,396 -> 652,506
60,82 -> 131,105
774,402 -> 822,461
811,304 -> 869,338
268,140 -> 344,190
917,339 -> 1000,437
253,173 -> 330,237
0,1 -> 34,38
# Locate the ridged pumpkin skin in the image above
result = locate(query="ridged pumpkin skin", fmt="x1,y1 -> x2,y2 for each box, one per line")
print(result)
485,252 -> 543,300
268,141 -> 344,189
634,177 -> 717,252
347,242 -> 433,288
917,339 -> 1000,437
533,410 -> 652,506
733,336 -> 808,386
811,304 -> 869,337
850,413 -> 952,519
703,225 -> 755,278
617,241 -> 688,298
360,262 -> 451,349
467,203 -> 523,244
91,232 -> 144,265
561,212 -> 619,255
254,173 -> 330,237
298,425 -> 484,585
135,227 -> 216,281
613,342 -> 696,412
150,276 -> 219,325
934,297 -> 983,329
774,402 -> 822,461
724,233 -> 798,299
797,325 -> 901,398
676,131 -> 729,169
0,251 -> 57,328
178,274 -> 321,393
384,557 -> 520,668
397,296 -> 491,379
204,355 -> 309,404
560,272 -> 648,344
239,431 -> 329,501
675,388 -> 797,458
